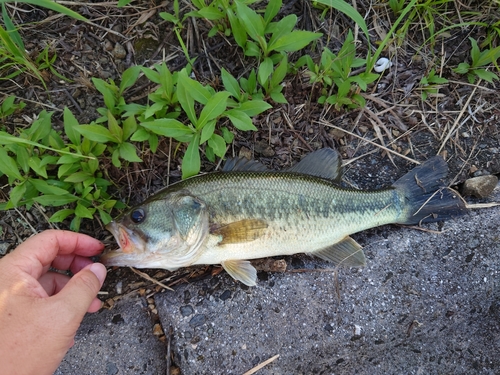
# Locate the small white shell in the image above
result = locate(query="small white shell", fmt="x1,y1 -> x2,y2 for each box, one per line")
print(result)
374,57 -> 393,73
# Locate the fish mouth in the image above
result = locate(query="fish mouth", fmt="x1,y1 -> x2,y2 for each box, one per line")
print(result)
101,221 -> 148,266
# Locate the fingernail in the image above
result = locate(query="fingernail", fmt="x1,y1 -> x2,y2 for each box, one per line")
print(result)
89,263 -> 107,285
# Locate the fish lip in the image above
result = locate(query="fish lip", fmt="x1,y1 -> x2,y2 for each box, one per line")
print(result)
101,221 -> 147,266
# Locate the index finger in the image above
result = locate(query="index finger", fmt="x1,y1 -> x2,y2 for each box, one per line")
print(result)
10,229 -> 104,278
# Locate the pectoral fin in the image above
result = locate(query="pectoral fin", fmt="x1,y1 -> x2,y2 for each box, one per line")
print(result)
211,219 -> 268,245
222,260 -> 257,286
309,236 -> 366,267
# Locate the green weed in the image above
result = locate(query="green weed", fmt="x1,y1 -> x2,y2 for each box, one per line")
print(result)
453,37 -> 500,83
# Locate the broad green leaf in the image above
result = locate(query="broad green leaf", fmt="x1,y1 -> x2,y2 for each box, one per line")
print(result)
92,78 -> 116,110
470,37 -> 481,66
119,65 -> 141,94
269,30 -> 322,52
57,154 -> 80,164
63,107 -> 81,146
182,134 -> 201,179
270,54 -> 288,88
178,70 -> 211,105
237,100 -> 272,116
141,119 -> 194,139
122,116 -> 138,140
9,183 -> 26,207
107,112 -> 123,141
258,57 -> 274,86
29,179 -> 70,196
176,71 -> 198,124
33,194 -> 78,206
453,62 -> 470,74
76,124 -> 117,143
119,142 -> 142,162
268,14 -> 296,45
197,92 -> 230,129
28,110 -> 52,142
28,156 -> 48,179
58,163 -> 79,179
235,1 -> 264,42
196,6 -> 225,20
221,127 -> 234,144
264,0 -> 282,24
131,127 -> 150,142
141,66 -> 161,83
75,203 -> 94,219
98,209 -> 113,225
159,12 -> 179,24
49,209 -> 75,223
227,9 -> 247,49
473,69 -> 499,83
64,171 -> 92,183
208,133 -> 226,157
221,68 -> 241,99
226,110 -> 257,131
200,120 -> 216,144
112,149 -> 121,168
244,41 -> 261,57
15,146 -> 30,174
0,147 -> 23,180
270,90 -> 287,104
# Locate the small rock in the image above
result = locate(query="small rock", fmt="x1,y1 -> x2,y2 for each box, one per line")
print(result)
180,305 -> 194,317
462,175 -> 498,198
112,43 -> 126,59
220,290 -> 232,301
238,147 -> 252,160
104,39 -> 113,51
254,140 -> 274,157
189,314 -> 206,328
106,362 -> 118,375
0,241 -> 11,255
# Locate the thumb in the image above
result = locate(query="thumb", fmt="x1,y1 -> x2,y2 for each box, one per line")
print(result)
54,263 -> 107,321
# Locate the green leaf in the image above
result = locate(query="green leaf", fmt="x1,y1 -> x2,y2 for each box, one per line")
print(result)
28,179 -> 70,196
122,116 -> 138,140
182,134 -> 201,179
196,6 -> 225,20
63,107 -> 81,146
270,91 -> 287,104
197,92 -> 230,129
208,133 -> 226,157
92,78 -> 116,110
76,124 -> 117,143
221,68 -> 241,99
176,71 -> 198,124
9,183 -> 26,207
13,0 -> 86,21
107,112 -> 123,141
453,62 -> 470,75
28,156 -> 48,179
141,119 -> 194,139
472,69 -> 499,83
226,109 -> 257,131
469,37 -> 481,67
178,70 -> 211,105
98,209 -> 113,225
221,127 -> 234,144
112,149 -> 121,168
33,194 -> 78,206
227,9 -> 247,49
75,203 -> 94,219
268,14 -> 296,45
159,12 -> 179,24
131,127 -> 151,142
0,147 -> 23,180
236,100 -> 272,116
269,30 -> 322,52
270,54 -> 288,88
235,1 -> 264,42
119,142 -> 143,162
264,0 -> 282,24
64,171 -> 92,183
258,57 -> 274,86
141,66 -> 160,83
49,208 -> 75,223
28,110 -> 52,142
119,65 -> 141,94
200,120 -> 216,144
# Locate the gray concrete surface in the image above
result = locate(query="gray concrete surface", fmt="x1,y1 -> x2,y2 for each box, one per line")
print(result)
58,183 -> 500,375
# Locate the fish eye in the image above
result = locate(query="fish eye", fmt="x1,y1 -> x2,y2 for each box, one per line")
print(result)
130,208 -> 145,223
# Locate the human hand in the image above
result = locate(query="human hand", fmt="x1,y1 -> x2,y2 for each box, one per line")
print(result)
0,229 -> 107,375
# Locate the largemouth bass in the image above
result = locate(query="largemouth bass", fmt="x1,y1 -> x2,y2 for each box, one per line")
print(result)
103,149 -> 466,286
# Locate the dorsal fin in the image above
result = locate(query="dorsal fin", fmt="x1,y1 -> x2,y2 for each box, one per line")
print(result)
286,148 -> 342,182
222,157 -> 270,172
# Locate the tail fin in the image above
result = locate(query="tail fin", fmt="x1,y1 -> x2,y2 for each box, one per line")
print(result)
393,156 -> 466,224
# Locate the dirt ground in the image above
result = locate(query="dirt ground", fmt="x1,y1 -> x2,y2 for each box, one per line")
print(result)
0,1 -> 499,373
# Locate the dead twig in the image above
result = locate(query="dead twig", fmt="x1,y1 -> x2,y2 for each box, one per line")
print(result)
242,354 -> 280,375
129,267 -> 174,291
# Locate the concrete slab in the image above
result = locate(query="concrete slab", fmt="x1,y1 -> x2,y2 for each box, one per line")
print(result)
154,183 -> 500,374
56,297 -> 167,375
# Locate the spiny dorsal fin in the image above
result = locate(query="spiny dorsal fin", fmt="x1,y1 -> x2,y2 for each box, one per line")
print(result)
309,236 -> 366,267
222,157 -> 270,172
222,259 -> 257,286
287,148 -> 342,182
211,219 -> 268,245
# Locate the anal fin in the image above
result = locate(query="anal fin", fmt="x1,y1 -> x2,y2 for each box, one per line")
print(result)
222,260 -> 257,286
309,236 -> 366,267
